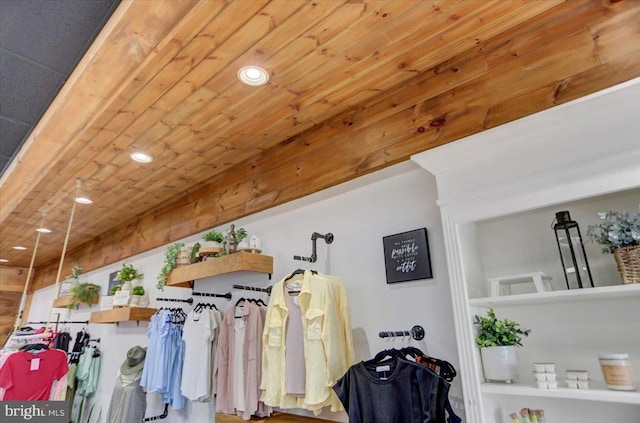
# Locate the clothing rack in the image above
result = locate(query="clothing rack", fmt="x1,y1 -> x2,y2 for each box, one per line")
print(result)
294,231 -> 334,263
191,291 -> 232,301
155,297 -> 193,305
379,325 -> 425,341
25,320 -> 89,332
232,284 -> 272,295
144,404 -> 168,422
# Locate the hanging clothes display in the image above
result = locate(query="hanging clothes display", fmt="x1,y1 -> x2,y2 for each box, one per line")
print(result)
333,349 -> 461,423
214,299 -> 269,420
261,270 -> 356,414
0,345 -> 68,400
180,304 -> 222,401
107,345 -> 147,423
75,345 -> 101,397
140,309 -> 186,410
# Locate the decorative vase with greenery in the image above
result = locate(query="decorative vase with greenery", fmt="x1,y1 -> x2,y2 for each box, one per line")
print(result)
586,208 -> 640,284
68,282 -> 101,310
115,263 -> 144,292
474,308 -> 531,383
157,243 -> 184,290
203,229 -> 224,246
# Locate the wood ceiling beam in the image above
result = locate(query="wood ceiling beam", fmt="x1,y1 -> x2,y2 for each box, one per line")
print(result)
30,0 -> 640,291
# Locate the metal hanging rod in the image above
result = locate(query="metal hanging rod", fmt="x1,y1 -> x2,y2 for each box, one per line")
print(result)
294,232 -> 334,263
25,320 -> 89,325
88,338 -> 100,343
192,291 -> 232,301
379,325 -> 425,341
144,404 -> 168,422
155,297 -> 193,304
232,284 -> 273,295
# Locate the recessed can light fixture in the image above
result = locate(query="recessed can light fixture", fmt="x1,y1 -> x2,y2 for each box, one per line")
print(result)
36,228 -> 53,233
238,66 -> 269,86
13,246 -> 27,250
0,259 -> 9,263
75,196 -> 93,205
130,151 -> 153,163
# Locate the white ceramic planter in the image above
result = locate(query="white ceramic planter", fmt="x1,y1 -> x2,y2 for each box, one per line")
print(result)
480,346 -> 518,383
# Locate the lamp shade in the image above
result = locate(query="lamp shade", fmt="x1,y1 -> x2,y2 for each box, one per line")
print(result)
553,210 -> 593,289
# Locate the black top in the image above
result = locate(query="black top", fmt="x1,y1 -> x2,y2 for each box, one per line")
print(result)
333,357 -> 451,423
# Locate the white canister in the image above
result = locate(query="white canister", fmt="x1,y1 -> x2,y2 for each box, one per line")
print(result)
598,353 -> 636,391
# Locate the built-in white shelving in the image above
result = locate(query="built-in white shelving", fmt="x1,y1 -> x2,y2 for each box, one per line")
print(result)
469,283 -> 640,308
412,79 -> 640,422
482,381 -> 640,405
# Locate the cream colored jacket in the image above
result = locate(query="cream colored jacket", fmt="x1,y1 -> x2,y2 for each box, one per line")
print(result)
261,271 -> 355,414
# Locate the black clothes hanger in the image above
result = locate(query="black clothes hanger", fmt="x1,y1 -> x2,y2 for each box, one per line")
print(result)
284,268 -> 318,282
21,343 -> 49,352
400,346 -> 425,358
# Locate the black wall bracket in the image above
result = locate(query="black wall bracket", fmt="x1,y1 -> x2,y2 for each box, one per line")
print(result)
294,232 -> 334,263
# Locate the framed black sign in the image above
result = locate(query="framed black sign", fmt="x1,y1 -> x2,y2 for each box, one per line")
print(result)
383,228 -> 433,284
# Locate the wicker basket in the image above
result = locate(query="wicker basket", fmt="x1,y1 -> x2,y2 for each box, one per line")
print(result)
176,246 -> 194,267
614,245 -> 640,284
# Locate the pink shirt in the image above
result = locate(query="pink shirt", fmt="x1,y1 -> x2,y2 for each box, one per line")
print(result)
214,301 -> 269,420
0,349 -> 68,400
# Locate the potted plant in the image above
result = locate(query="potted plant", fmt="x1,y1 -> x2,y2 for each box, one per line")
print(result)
203,229 -> 224,247
68,282 -> 101,310
236,227 -> 249,250
115,263 -> 144,292
474,308 -> 531,383
59,265 -> 83,297
157,243 -> 184,290
130,285 -> 146,306
586,208 -> 640,284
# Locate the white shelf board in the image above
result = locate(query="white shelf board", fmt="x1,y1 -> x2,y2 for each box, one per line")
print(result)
469,283 -> 640,307
482,381 -> 640,405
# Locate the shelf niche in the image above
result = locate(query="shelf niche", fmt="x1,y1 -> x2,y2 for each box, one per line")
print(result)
166,251 -> 273,288
89,307 -> 157,324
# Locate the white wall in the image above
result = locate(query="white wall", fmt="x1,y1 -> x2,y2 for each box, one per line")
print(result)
28,161 -> 465,423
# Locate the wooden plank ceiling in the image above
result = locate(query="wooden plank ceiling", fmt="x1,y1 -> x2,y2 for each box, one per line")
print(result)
2,0 -> 640,292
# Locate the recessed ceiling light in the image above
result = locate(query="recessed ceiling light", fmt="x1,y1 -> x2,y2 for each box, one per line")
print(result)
36,228 -> 53,233
75,196 -> 93,204
13,246 -> 27,250
0,259 -> 9,263
130,151 -> 153,163
237,66 -> 269,86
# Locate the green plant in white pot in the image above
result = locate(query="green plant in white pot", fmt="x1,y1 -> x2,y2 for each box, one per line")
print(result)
474,308 -> 531,383
203,229 -> 224,247
130,285 -> 146,307
115,263 -> 143,293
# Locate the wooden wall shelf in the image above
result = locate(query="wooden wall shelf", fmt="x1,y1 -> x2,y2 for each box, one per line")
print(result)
89,307 -> 157,324
167,251 -> 273,288
52,294 -> 98,308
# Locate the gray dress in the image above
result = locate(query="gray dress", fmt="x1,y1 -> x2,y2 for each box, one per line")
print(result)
107,374 -> 146,423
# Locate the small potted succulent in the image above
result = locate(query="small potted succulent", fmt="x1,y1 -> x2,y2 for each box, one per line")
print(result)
203,229 -> 224,247
130,285 -> 146,306
474,308 -> 531,383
